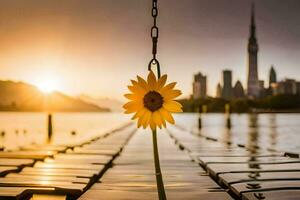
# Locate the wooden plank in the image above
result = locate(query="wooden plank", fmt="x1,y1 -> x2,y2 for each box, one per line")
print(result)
70,148 -> 118,156
5,174 -> 90,184
206,163 -> 300,178
219,171 -> 300,187
0,151 -> 56,160
79,129 -> 158,200
242,190 -> 300,200
30,194 -> 66,200
33,162 -> 104,171
0,166 -> 18,176
158,130 -> 233,200
0,178 -> 87,192
0,187 -> 54,200
0,158 -> 35,167
21,145 -> 68,152
191,152 -> 283,158
48,154 -> 113,165
79,184 -> 158,200
78,144 -> 121,152
20,167 -> 99,178
197,156 -> 299,166
230,181 -> 300,198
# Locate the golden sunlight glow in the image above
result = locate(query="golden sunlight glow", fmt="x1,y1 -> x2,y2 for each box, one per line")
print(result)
37,79 -> 59,93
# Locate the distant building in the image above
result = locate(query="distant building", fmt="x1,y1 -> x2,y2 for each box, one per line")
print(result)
247,4 -> 260,98
233,81 -> 245,98
192,72 -> 207,99
258,80 -> 266,98
282,79 -> 297,95
269,65 -> 277,87
267,66 -> 277,96
270,83 -> 279,95
216,83 -> 222,98
222,70 -> 232,99
297,82 -> 300,95
276,79 -> 297,95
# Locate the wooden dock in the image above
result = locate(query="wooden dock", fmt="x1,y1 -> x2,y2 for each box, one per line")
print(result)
0,122 -> 300,199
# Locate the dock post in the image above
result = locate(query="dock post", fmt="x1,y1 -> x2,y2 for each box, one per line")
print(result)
199,105 -> 207,130
47,114 -> 53,143
198,116 -> 202,129
198,106 -> 202,129
226,117 -> 231,129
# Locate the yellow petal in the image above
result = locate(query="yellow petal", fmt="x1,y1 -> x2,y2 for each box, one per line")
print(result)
131,80 -> 138,85
123,100 -> 143,112
131,108 -> 147,120
147,70 -> 157,90
163,100 -> 183,113
137,116 -> 143,128
162,89 -> 182,100
153,111 -> 162,129
149,117 -> 156,130
157,74 -> 167,90
142,110 -> 152,129
137,110 -> 150,128
161,117 -> 166,128
128,85 -> 146,96
124,109 -> 135,114
124,93 -> 141,101
159,108 -> 175,124
160,82 -> 176,93
137,76 -> 149,91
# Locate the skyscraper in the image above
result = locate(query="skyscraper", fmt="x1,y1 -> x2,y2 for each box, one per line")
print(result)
216,83 -> 222,98
269,65 -> 277,87
247,4 -> 260,98
233,81 -> 245,98
280,79 -> 297,95
259,80 -> 266,98
192,72 -> 207,99
222,70 -> 232,99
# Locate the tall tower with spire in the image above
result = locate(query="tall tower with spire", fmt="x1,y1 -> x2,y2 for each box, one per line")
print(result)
247,3 -> 260,98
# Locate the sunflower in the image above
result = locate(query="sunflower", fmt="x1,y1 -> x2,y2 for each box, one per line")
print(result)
123,71 -> 182,130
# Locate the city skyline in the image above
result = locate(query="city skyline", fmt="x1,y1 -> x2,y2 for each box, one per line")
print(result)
192,1 -> 300,99
0,0 -> 299,100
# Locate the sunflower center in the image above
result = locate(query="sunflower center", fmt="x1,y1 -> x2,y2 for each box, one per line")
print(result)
143,91 -> 164,112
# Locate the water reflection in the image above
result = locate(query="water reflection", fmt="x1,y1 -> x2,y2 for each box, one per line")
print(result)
223,127 -> 232,147
269,114 -> 278,151
246,114 -> 265,199
225,113 -> 232,129
247,114 -> 259,152
247,114 -> 260,172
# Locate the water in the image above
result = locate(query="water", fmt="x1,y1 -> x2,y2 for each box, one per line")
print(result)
174,113 -> 300,154
0,112 -> 129,150
0,112 -> 299,154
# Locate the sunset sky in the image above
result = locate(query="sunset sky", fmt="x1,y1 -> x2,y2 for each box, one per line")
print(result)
0,0 -> 299,100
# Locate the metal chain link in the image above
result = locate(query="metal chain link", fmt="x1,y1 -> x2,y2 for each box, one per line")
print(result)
148,2 -> 166,200
148,0 -> 161,78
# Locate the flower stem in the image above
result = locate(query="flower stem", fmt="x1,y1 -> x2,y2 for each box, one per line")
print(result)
152,129 -> 167,200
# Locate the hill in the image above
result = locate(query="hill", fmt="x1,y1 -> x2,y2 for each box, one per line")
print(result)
0,80 -> 109,112
78,95 -> 123,112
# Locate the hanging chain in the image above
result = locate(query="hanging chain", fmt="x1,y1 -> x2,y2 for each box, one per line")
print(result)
148,0 -> 161,78
148,1 -> 166,199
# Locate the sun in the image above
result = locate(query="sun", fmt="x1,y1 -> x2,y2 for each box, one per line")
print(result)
37,79 -> 59,93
